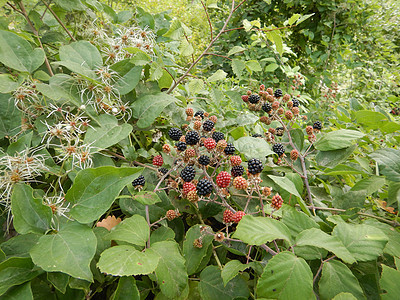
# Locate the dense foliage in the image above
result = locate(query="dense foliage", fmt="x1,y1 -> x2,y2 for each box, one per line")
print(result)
0,0 -> 399,299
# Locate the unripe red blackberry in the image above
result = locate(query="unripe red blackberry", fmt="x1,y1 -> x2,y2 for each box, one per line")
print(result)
223,209 -> 234,223
246,90 -> 252,96
185,148 -> 196,158
193,120 -> 202,130
204,112 -> 209,118
187,190 -> 199,203
197,179 -> 213,196
230,155 -> 242,166
285,110 -> 293,120
242,95 -> 249,102
224,143 -> 235,155
183,182 -> 196,195
277,107 -> 284,115
186,107 -> 194,116
232,211 -> 245,223
185,131 -> 200,145
216,171 -> 231,188
282,94 -> 290,102
262,187 -> 272,197
166,210 -> 180,221
260,116 -> 270,124
287,101 -> 293,109
209,115 -> 217,124
247,158 -> 263,175
260,84 -> 265,91
180,166 -> 196,182
272,143 -> 285,157
292,107 -> 300,115
268,128 -> 276,135
231,165 -> 244,177
266,87 -> 273,95
308,134 -> 316,143
272,101 -> 280,110
162,144 -> 171,154
152,155 -> 163,167
203,120 -> 215,132
216,140 -> 227,152
233,176 -> 248,190
290,149 -> 299,161
212,132 -> 225,143
266,95 -> 274,103
168,128 -> 182,141
306,126 -> 313,135
198,155 -> 210,166
204,138 -> 216,150
176,141 -> 187,152
271,194 -> 283,210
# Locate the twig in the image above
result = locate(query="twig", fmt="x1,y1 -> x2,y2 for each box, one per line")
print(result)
41,0 -> 76,41
323,12 -> 337,72
204,53 -> 232,61
313,256 -> 336,284
260,244 -> 277,256
222,24 -> 296,34
145,205 -> 150,248
200,0 -> 213,41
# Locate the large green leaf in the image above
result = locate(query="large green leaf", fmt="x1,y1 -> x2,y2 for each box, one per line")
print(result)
221,260 -> 250,286
369,149 -> 400,182
281,206 -> 319,236
106,214 -> 149,247
314,130 -> 365,151
380,265 -> 400,300
316,145 -> 357,168
59,41 -> 102,69
268,175 -> 302,198
354,110 -> 388,130
111,277 -> 140,300
11,184 -> 52,235
0,74 -> 21,93
332,223 -> 388,261
234,137 -> 274,162
0,233 -> 40,258
0,30 -> 45,73
97,245 -> 159,276
199,265 -> 249,300
66,166 -> 142,223
295,228 -> 356,264
84,115 -> 133,149
30,222 -> 96,282
0,281 -> 33,300
232,215 -> 292,245
350,176 -> 386,195
114,65 -> 142,95
131,93 -> 177,128
332,190 -> 366,210
256,252 -> 315,300
0,93 -> 21,139
318,260 -> 365,300
147,241 -> 188,299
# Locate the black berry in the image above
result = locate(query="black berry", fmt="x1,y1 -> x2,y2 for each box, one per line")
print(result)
248,158 -> 263,175
275,127 -> 284,137
203,120 -> 215,132
158,168 -> 169,178
168,128 -> 182,141
197,179 -> 213,196
252,133 -> 263,138
272,143 -> 285,157
176,141 -> 187,152
292,98 -> 300,107
185,131 -> 200,145
262,103 -> 272,113
313,121 -> 322,130
224,143 -> 235,155
231,165 -> 244,177
248,94 -> 260,104
274,89 -> 283,98
132,175 -> 145,187
194,110 -> 204,119
180,166 -> 196,182
198,155 -> 210,166
212,132 -> 225,143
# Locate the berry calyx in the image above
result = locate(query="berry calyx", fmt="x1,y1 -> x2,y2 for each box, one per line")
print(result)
216,171 -> 231,188
232,211 -> 245,223
152,155 -> 163,167
233,176 -> 248,190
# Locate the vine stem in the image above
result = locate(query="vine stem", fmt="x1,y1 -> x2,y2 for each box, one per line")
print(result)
41,0 -> 76,41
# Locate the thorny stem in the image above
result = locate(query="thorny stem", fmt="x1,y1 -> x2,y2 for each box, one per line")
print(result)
41,0 -> 76,41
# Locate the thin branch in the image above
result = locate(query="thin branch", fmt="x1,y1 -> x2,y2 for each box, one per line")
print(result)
260,244 -> 277,256
41,0 -> 76,41
162,67 -> 176,85
200,0 -> 213,41
222,24 -> 296,34
233,0 -> 246,12
204,52 -> 232,61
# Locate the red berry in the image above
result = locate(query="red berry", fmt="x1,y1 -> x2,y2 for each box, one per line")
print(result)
233,176 -> 248,190
166,210 -> 180,221
183,182 -> 196,195
232,211 -> 245,223
290,149 -> 299,161
223,209 -> 234,223
271,194 -> 283,210
152,155 -> 163,167
216,171 -> 231,188
260,84 -> 265,91
241,95 -> 249,102
204,138 -> 216,150
230,155 -> 242,166
186,107 -> 194,116
306,126 -> 313,135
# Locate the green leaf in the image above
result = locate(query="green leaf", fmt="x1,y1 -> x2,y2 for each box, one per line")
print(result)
287,14 -> 301,26
370,149 -> 400,182
270,31 -> 283,56
114,65 -> 142,95
97,245 -> 160,276
265,63 -> 279,72
227,46 -> 247,56
246,60 -> 262,72
332,223 -> 388,261
133,191 -> 161,205
183,225 -> 214,275
0,233 -> 40,258
179,39 -> 194,57
0,257 -> 42,296
59,41 -> 102,70
234,137 -> 274,163
0,93 -> 21,139
315,130 -> 365,151
332,293 -> 357,300
221,260 -> 250,286
53,0 -> 86,11
268,175 -> 302,198
354,110 -> 388,130
199,265 -> 249,300
11,184 -> 52,235
111,277 -> 140,300
231,59 -> 246,77
323,164 -> 366,176
147,241 -> 188,299
296,13 -> 315,25
232,215 -> 292,245
318,260 -> 365,300
0,74 -> 20,93
256,252 -> 315,300
163,20 -> 184,40
188,79 -> 204,94
54,61 -> 96,79
316,145 -> 357,168
281,206 -> 319,236
30,222 -> 96,282
380,265 -> 400,300
0,30 -> 45,73
350,176 -> 386,195
66,166 -> 142,223
207,70 -> 227,82
0,281 -> 33,300
150,226 -> 175,244
131,93 -> 177,128
388,181 -> 400,208
332,190 -> 366,210
47,272 -> 69,294
106,214 -> 149,247
295,228 -> 356,264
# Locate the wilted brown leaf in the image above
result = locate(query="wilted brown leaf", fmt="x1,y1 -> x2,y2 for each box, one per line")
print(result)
96,215 -> 121,231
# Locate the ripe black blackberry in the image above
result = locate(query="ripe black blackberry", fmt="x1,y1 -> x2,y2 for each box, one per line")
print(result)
224,143 -> 235,155
275,127 -> 284,137
252,133 -> 263,138
203,120 -> 215,132
212,132 -> 225,143
158,167 -> 169,178
231,165 -> 244,177
196,179 -> 213,196
132,175 -> 145,187
185,131 -> 200,145
313,121 -> 322,130
248,158 -> 263,175
262,103 -> 272,113
168,128 -> 182,141
292,98 -> 300,107
194,110 -> 204,119
176,141 -> 187,152
274,89 -> 283,98
198,155 -> 210,166
272,143 -> 285,157
248,94 -> 260,104
180,166 -> 196,182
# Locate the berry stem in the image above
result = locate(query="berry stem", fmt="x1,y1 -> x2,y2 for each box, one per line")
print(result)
259,244 -> 277,256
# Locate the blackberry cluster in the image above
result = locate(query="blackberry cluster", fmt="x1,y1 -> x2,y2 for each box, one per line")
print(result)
292,98 -> 300,107
176,141 -> 187,152
132,175 -> 145,187
185,131 -> 200,145
168,128 -> 182,141
194,110 -> 204,119
197,179 -> 213,196
224,143 -> 235,155
212,132 -> 225,142
231,165 -> 244,177
275,127 -> 284,137
272,143 -> 285,157
198,155 -> 210,166
313,121 -> 322,130
274,89 -> 283,98
248,94 -> 260,104
180,166 -> 196,182
262,103 -> 272,113
248,158 -> 263,175
252,133 -> 263,138
203,120 -> 215,132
